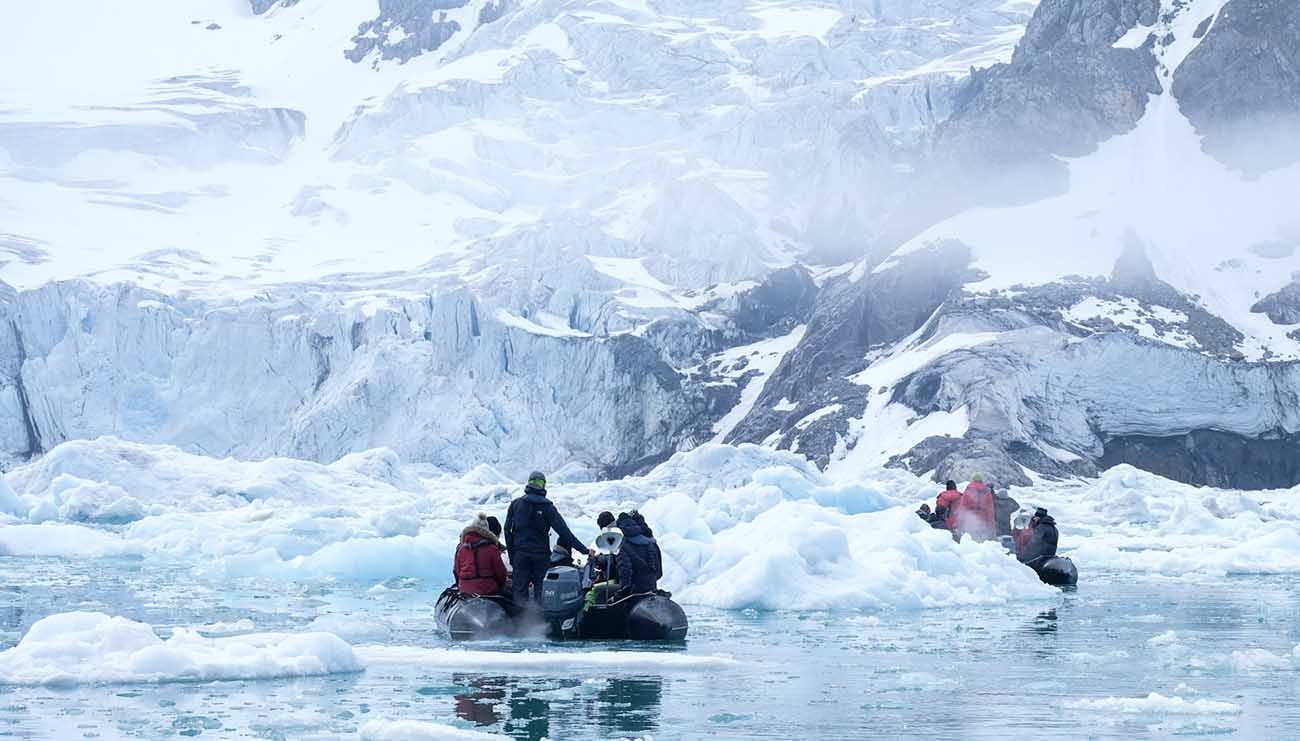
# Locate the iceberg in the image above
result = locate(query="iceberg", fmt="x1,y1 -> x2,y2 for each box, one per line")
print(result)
0,612 -> 361,686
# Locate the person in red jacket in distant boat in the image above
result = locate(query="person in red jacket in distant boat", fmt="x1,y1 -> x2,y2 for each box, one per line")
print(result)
935,480 -> 962,534
454,512 -> 510,596
956,475 -> 997,542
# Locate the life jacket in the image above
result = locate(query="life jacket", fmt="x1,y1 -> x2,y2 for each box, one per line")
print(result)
936,489 -> 962,530
455,531 -> 508,595
957,482 -> 995,541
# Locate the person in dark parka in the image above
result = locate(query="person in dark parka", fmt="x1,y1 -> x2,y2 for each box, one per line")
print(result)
992,484 -> 1021,539
504,471 -> 590,607
1017,508 -> 1060,564
615,511 -> 663,594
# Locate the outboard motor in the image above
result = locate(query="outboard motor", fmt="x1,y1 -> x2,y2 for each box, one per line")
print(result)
542,565 -> 583,622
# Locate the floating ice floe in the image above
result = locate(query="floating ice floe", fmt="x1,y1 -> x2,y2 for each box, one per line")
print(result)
1065,693 -> 1242,715
0,523 -> 143,558
360,720 -> 503,740
0,612 -> 360,686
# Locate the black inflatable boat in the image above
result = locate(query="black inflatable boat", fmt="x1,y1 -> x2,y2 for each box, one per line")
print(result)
542,565 -> 689,642
435,567 -> 689,642
568,592 -> 689,641
435,587 -> 514,641
1026,555 -> 1078,587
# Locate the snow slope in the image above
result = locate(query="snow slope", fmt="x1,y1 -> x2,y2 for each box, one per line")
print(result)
0,0 -> 1038,297
881,0 -> 1300,360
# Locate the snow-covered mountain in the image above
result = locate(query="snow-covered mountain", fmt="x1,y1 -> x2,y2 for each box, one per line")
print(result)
0,0 -> 1037,473
3,0 -> 1298,489
727,0 -> 1300,489
0,0 -> 1034,294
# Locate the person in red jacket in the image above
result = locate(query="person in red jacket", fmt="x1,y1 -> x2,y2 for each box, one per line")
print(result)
935,480 -> 962,534
957,476 -> 996,542
454,512 -> 509,596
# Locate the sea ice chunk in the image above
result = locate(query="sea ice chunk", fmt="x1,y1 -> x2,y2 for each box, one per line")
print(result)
0,612 -> 360,686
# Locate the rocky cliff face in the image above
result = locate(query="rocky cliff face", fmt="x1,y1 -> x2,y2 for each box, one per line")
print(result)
1173,0 -> 1300,175
726,0 -> 1300,490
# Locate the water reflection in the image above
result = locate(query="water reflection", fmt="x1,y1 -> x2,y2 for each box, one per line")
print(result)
451,674 -> 664,741
594,677 -> 663,737
453,674 -> 507,727
1030,609 -> 1058,636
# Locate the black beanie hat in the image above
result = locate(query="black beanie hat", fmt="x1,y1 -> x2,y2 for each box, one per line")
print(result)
597,511 -> 615,529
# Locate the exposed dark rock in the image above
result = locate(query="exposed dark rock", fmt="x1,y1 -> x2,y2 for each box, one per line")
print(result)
1110,234 -> 1158,288
1173,0 -> 1300,174
727,241 -> 974,467
249,0 -> 300,15
870,0 -> 1162,259
1251,282 -> 1300,325
730,266 -> 818,338
889,436 -> 1036,488
345,0 -> 469,65
609,334 -> 682,393
1102,429 -> 1300,488
478,0 -> 510,25
8,321 -> 41,458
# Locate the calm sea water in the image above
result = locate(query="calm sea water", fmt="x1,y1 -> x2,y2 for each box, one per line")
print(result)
2,557 -> 1299,740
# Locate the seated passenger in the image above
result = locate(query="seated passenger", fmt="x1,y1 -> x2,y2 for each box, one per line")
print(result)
916,502 -> 933,522
1017,508 -> 1059,564
586,511 -> 619,586
486,515 -> 510,575
454,512 -> 509,596
615,511 -> 663,594
915,503 -> 949,529
991,485 -> 1020,539
585,513 -> 623,608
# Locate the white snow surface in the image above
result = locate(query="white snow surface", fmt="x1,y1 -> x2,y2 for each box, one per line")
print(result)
0,612 -> 360,686
0,0 -> 1037,300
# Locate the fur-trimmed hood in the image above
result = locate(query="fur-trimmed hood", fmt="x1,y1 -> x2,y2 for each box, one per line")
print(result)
460,512 -> 499,544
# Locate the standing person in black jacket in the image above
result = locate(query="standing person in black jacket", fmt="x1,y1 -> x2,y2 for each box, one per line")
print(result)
504,471 -> 592,607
